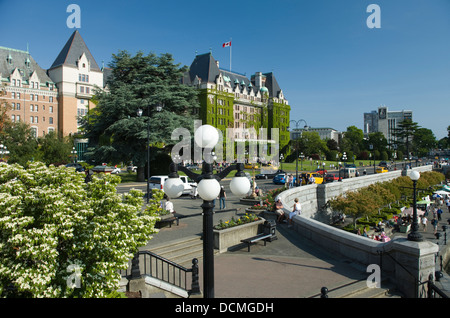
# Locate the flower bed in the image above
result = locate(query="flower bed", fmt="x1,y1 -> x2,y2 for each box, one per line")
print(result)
213,216 -> 265,253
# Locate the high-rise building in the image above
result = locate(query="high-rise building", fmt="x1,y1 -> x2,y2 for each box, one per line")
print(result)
363,106 -> 413,145
182,53 -> 291,154
0,46 -> 58,137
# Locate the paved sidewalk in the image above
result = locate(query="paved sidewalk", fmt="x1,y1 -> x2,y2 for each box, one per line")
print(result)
122,181 -> 450,298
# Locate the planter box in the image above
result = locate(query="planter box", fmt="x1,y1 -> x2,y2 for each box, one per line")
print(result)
239,198 -> 262,206
213,219 -> 265,253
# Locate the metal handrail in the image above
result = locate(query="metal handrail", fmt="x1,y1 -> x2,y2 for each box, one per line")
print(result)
121,251 -> 200,295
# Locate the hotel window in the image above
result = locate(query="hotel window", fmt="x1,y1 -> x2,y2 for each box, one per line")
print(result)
35,116 -> 38,123
11,115 -> 15,122
31,94 -> 34,101
17,93 -> 20,99
49,106 -> 53,113
12,103 -> 15,110
16,115 -> 20,122
49,117 -> 53,124
80,86 -> 84,93
49,96 -> 53,102
30,116 -> 34,123
11,92 -> 15,99
16,103 -> 20,110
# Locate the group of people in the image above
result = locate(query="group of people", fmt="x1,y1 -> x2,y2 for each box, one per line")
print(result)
274,197 -> 301,228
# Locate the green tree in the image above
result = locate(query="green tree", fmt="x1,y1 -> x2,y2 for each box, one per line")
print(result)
413,128 -> 436,157
36,131 -> 74,165
341,126 -> 364,157
83,51 -> 200,181
296,131 -> 328,157
3,121 -> 37,166
0,162 -> 160,297
391,119 -> 420,158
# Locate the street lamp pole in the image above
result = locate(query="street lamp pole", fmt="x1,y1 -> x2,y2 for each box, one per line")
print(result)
165,125 -> 250,298
138,103 -> 163,204
289,119 -> 308,187
408,171 -> 423,242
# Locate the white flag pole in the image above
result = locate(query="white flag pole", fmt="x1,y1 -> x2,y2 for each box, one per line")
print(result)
230,38 -> 232,72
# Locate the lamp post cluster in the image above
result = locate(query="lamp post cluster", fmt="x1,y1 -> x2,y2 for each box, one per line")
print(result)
164,125 -> 251,298
289,119 -> 308,187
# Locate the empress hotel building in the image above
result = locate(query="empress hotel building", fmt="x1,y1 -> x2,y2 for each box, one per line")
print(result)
1,30 -> 106,139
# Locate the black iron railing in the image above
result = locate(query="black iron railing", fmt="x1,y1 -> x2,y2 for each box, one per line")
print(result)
121,251 -> 200,296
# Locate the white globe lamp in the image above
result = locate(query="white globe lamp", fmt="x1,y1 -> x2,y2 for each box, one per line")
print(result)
194,125 -> 219,148
164,177 -> 185,199
197,178 -> 221,201
409,170 -> 420,181
230,176 -> 251,197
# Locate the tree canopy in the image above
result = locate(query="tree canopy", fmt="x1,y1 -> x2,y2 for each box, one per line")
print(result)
83,51 -> 200,175
0,162 -> 160,297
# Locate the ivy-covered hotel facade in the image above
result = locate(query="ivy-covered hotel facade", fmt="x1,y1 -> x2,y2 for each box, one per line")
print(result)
182,53 -> 291,154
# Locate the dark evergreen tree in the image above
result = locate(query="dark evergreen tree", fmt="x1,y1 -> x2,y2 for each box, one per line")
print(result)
391,119 -> 420,159
83,51 -> 200,181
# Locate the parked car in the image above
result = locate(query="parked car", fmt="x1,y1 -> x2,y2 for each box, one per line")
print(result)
301,172 -> 324,185
378,161 -> 391,169
111,166 -> 121,174
149,175 -> 197,195
244,163 -> 259,169
65,163 -> 85,172
127,165 -> 137,173
376,167 -> 388,174
314,168 -> 327,175
325,174 -> 339,182
256,169 -> 285,179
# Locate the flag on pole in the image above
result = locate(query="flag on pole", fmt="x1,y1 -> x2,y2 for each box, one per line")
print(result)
222,41 -> 232,48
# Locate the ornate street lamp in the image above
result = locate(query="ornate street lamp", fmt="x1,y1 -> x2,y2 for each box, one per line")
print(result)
71,147 -> 77,163
408,170 -> 423,242
165,125 -> 250,298
289,119 -> 308,187
137,102 -> 163,203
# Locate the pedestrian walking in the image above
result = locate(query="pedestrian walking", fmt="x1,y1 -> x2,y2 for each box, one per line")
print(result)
431,218 -> 438,235
219,186 -> 226,210
421,215 -> 428,232
288,174 -> 294,188
437,207 -> 443,221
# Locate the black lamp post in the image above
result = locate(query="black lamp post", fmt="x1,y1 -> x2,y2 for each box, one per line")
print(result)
289,119 -> 308,187
137,102 -> 163,204
164,125 -> 250,298
407,170 -> 423,242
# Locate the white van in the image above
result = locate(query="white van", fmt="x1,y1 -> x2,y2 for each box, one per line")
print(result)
340,167 -> 356,178
148,175 -> 197,195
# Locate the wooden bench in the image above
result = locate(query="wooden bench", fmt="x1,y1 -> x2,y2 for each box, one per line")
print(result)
156,214 -> 179,228
241,233 -> 276,252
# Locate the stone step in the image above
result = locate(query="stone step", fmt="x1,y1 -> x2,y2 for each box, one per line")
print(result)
325,279 -> 402,298
144,235 -> 212,268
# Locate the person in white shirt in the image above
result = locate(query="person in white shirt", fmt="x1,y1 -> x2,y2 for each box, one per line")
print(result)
164,197 -> 174,213
288,198 -> 301,228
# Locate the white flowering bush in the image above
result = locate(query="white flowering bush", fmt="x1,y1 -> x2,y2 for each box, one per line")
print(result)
0,162 -> 159,298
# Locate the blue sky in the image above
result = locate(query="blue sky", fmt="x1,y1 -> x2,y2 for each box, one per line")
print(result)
1,0 -> 449,139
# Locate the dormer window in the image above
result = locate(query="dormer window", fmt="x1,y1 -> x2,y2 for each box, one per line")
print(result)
25,57 -> 31,68
6,54 -> 12,64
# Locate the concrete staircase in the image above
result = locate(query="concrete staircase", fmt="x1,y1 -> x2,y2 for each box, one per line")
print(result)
145,235 -> 212,269
321,279 -> 403,298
